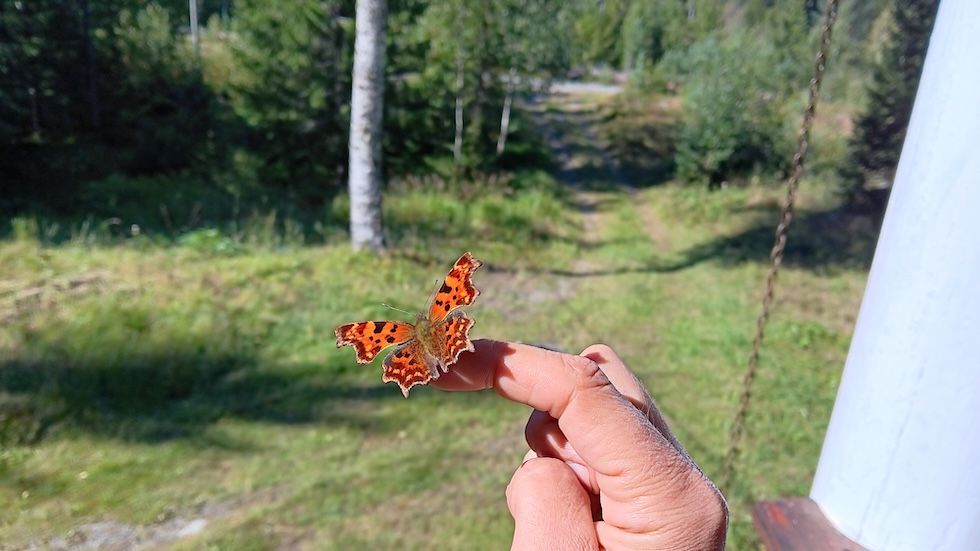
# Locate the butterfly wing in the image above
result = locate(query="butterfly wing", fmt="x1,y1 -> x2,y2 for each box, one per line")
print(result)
428,252 -> 482,323
435,310 -> 476,370
335,321 -> 415,364
382,340 -> 436,398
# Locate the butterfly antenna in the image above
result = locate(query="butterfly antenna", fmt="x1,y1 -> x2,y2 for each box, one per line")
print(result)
424,278 -> 442,309
381,303 -> 413,316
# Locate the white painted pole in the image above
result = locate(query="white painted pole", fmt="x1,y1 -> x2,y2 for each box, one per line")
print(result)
810,2 -> 980,550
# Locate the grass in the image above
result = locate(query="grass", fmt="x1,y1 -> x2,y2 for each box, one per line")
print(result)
0,95 -> 878,549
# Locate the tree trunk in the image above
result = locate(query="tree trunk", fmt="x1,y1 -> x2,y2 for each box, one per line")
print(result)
189,0 -> 200,57
496,67 -> 516,155
348,0 -> 388,252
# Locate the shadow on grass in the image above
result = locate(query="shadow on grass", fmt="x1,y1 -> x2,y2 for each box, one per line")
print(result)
483,206 -> 881,278
0,348 -> 398,449
669,206 -> 881,272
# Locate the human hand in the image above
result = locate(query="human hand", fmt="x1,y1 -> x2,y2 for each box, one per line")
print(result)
433,340 -> 728,550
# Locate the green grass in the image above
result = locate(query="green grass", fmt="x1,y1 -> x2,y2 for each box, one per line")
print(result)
0,177 -> 876,549
0,85 -> 878,549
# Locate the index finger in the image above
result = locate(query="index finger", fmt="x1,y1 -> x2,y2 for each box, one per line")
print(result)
434,340 -> 695,504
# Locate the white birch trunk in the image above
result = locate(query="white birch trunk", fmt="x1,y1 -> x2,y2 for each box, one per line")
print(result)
188,0 -> 199,57
348,0 -> 388,252
496,67 -> 516,156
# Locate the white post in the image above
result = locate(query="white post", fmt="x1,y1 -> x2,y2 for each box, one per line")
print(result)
810,2 -> 980,550
189,0 -> 200,57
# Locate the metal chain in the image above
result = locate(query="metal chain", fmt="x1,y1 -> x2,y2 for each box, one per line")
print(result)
720,0 -> 840,494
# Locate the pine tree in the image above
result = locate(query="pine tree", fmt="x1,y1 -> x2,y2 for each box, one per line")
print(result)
229,0 -> 354,198
839,0 -> 940,205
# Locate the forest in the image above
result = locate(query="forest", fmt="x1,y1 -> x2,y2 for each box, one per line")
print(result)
0,0 -> 938,549
1,0 -> 932,237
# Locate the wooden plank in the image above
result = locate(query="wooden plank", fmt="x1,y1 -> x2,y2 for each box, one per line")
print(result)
753,498 -> 867,551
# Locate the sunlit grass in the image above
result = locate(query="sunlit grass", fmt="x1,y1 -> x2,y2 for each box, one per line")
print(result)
0,173 -> 875,549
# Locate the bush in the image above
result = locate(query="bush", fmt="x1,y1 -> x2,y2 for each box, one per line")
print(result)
112,4 -> 217,174
226,0 -> 353,200
674,35 -> 793,186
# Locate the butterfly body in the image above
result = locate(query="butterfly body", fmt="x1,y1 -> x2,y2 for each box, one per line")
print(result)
335,252 -> 482,397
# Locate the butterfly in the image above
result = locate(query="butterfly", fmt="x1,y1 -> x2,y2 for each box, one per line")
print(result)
335,252 -> 482,397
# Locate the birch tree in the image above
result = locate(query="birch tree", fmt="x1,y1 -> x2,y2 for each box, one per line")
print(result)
348,0 -> 387,252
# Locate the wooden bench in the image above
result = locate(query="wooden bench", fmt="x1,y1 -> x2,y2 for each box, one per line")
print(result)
753,498 -> 868,551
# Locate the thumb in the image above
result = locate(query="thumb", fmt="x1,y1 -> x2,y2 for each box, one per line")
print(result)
507,455 -> 599,551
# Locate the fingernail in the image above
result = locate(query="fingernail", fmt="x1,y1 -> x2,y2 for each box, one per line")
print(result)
520,450 -> 538,467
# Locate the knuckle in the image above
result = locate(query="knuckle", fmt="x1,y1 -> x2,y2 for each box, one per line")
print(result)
560,354 -> 606,386
677,470 -> 730,538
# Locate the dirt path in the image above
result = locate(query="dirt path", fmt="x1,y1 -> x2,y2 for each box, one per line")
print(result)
525,91 -> 671,261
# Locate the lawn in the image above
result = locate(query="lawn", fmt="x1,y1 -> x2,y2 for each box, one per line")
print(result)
0,88 -> 881,549
0,172 -> 877,549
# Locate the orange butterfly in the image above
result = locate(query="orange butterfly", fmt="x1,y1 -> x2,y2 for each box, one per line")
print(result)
335,252 -> 482,397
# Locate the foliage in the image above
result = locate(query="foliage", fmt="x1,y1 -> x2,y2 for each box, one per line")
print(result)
403,0 -> 570,172
0,0 -> 111,142
673,34 -> 794,185
111,4 -> 217,174
621,0 -> 688,74
226,0 -> 354,201
0,0 -> 212,165
0,0 -> 223,224
570,0 -> 630,67
654,0 -> 825,185
0,0 -> 897,237
382,0 -> 454,172
619,0 -> 729,93
838,0 -> 940,203
0,178 -> 871,549
751,0 -> 817,99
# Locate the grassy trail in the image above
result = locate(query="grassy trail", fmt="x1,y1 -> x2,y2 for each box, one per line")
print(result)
523,90 -> 875,548
0,93 -> 876,549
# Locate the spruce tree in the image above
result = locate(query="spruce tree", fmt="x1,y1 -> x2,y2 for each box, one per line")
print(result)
839,0 -> 940,205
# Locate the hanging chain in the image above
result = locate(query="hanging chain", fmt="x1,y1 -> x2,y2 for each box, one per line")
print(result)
720,0 -> 840,494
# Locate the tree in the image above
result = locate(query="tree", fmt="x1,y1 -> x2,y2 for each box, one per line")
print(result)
348,0 -> 388,252
411,0 -> 569,170
621,0 -> 687,73
495,0 -> 568,155
674,34 -> 793,185
228,0 -> 353,200
571,0 -> 630,67
839,0 -> 940,203
112,4 -> 214,173
0,0 -> 101,142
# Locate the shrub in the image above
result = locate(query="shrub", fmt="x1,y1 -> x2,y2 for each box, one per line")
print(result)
674,35 -> 793,186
